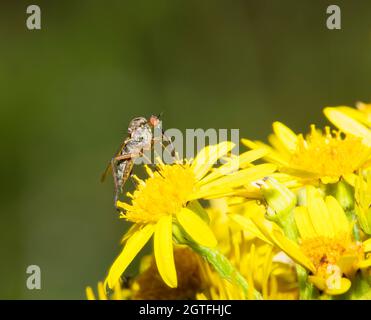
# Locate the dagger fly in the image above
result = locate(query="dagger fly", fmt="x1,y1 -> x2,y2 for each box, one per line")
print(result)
101,115 -> 174,207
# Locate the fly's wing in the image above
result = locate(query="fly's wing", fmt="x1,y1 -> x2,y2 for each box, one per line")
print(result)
100,137 -> 131,182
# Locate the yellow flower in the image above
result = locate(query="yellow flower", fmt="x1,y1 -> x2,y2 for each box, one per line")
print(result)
105,142 -> 276,290
324,103 -> 371,146
204,198 -> 298,299
250,186 -> 371,295
242,122 -> 371,184
132,246 -> 207,300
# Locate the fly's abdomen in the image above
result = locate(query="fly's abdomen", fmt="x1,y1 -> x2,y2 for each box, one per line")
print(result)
116,161 -> 126,191
116,160 -> 133,193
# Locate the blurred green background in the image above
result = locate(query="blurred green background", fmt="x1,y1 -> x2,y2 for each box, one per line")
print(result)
0,0 -> 370,299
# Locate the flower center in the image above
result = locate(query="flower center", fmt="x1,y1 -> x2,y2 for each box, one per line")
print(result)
300,235 -> 363,278
289,126 -> 371,180
133,247 -> 206,299
122,164 -> 197,224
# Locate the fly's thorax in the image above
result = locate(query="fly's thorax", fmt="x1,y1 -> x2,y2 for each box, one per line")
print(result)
131,125 -> 153,149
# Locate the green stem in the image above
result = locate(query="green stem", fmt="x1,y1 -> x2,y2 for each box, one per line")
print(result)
296,264 -> 314,300
346,209 -> 361,241
279,212 -> 299,241
189,242 -> 263,300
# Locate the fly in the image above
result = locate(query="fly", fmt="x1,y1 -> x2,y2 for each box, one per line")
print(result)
101,114 -> 175,207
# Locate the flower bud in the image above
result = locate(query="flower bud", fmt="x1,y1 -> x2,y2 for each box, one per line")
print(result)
257,177 -> 297,223
334,180 -> 354,212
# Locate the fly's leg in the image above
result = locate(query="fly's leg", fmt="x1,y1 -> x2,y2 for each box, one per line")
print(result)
162,130 -> 177,158
111,153 -> 136,208
114,154 -> 136,162
147,138 -> 165,167
152,133 -> 177,164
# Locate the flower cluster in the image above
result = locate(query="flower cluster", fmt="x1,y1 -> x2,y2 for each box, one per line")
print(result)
87,102 -> 371,300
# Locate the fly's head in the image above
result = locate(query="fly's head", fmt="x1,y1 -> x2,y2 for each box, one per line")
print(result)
149,114 -> 161,129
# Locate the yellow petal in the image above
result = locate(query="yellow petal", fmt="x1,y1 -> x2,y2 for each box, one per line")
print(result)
200,156 -> 240,185
116,201 -> 133,212
230,214 -> 273,245
309,274 -> 351,295
154,215 -> 177,288
105,224 -> 154,289
144,164 -> 154,177
306,186 -> 335,238
294,206 -> 316,239
338,255 -> 359,276
271,172 -> 302,188
85,287 -> 96,300
198,163 -> 277,193
120,224 -> 140,244
272,121 -> 298,153
308,276 -> 326,291
176,207 -> 217,247
337,106 -> 371,127
325,278 -> 351,295
199,156 -> 240,186
186,200 -> 210,223
320,176 -> 340,184
191,141 -> 235,180
196,293 -> 208,300
112,283 -> 126,300
200,148 -> 269,185
363,238 -> 371,252
325,196 -> 350,235
324,107 -> 371,145
250,215 -> 315,273
268,133 -> 292,157
358,258 -> 371,269
270,228 -> 315,273
343,173 -> 357,187
241,138 -> 289,166
241,138 -> 263,150
238,148 -> 269,168
97,282 -> 107,300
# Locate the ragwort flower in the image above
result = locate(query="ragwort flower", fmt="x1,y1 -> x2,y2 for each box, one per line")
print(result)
242,122 -> 371,185
105,142 -> 276,290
